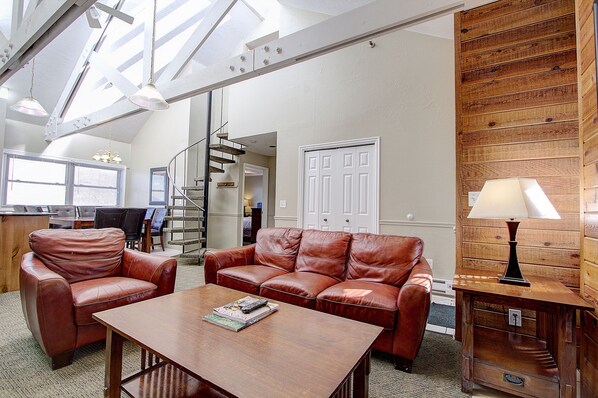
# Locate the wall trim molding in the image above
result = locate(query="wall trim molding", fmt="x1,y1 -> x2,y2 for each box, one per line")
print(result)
274,216 -> 298,222
380,219 -> 455,229
209,212 -> 242,218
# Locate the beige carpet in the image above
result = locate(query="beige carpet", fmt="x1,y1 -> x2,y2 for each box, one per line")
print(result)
0,264 -> 466,397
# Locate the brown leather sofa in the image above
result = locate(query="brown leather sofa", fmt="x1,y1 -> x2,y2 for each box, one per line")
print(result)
205,227 -> 432,372
20,228 -> 177,369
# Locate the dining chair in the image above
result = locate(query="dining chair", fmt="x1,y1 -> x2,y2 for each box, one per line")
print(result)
12,205 -> 27,212
151,208 -> 168,251
121,208 -> 147,250
94,208 -> 127,229
25,206 -> 44,213
48,205 -> 77,217
77,206 -> 97,217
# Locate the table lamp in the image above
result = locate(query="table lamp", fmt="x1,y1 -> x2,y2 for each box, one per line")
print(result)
244,199 -> 251,216
467,178 -> 560,286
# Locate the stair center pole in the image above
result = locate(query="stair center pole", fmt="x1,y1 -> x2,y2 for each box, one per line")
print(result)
203,91 -> 213,251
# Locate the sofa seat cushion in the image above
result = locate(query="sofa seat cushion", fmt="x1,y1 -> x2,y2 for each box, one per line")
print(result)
316,280 -> 400,329
260,272 -> 339,309
71,277 -> 157,326
217,265 -> 288,295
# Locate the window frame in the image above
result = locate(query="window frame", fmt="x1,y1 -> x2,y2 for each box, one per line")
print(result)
1,150 -> 125,207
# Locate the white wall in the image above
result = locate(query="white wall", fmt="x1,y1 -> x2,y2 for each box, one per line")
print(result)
244,176 -> 263,207
125,99 -> 192,207
228,27 -> 456,280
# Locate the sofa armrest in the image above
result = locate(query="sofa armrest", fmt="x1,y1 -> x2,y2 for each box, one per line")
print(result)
394,258 -> 433,361
19,252 -> 77,357
204,244 -> 256,284
121,249 -> 177,296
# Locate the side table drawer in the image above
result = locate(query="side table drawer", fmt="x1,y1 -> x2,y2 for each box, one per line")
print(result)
474,361 -> 558,398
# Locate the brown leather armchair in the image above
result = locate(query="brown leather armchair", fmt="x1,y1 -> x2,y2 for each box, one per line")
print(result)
20,228 -> 177,369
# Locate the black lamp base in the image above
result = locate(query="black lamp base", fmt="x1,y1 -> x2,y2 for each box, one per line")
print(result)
498,221 -> 531,287
499,275 -> 530,287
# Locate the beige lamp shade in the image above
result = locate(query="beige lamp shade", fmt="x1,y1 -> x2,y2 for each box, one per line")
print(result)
244,199 -> 250,207
468,178 -> 560,220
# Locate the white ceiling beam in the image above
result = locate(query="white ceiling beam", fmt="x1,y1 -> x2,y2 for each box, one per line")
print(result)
0,0 -> 97,85
11,0 -> 25,38
87,51 -> 138,97
48,0 -> 464,139
157,0 -> 237,84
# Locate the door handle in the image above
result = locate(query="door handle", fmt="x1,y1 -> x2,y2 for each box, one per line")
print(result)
345,219 -> 349,223
323,218 -> 327,222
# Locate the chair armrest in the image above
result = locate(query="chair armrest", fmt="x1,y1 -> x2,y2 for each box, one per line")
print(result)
204,244 -> 256,284
19,252 -> 76,357
121,249 -> 177,296
394,258 -> 433,360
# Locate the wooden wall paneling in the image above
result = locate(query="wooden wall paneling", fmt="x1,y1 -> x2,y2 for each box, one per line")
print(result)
576,0 -> 598,394
456,0 -> 580,340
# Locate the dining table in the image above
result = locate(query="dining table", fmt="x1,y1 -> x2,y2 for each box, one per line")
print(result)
48,216 -> 152,253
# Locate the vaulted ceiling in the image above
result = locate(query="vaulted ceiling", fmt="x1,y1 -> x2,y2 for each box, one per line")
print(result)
0,0 -> 453,145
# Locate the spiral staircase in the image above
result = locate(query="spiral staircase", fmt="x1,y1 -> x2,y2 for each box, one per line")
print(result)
165,94 -> 245,264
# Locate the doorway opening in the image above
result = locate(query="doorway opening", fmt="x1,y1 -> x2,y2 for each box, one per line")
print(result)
241,163 -> 269,244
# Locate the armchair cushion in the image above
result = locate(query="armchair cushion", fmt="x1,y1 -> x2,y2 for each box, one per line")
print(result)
217,265 -> 287,295
28,228 -> 124,284
295,230 -> 351,280
260,271 -> 338,309
347,234 -> 423,286
254,228 -> 303,272
71,277 -> 158,326
316,280 -> 400,330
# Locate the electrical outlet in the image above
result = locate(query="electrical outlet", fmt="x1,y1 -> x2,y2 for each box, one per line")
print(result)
508,309 -> 522,327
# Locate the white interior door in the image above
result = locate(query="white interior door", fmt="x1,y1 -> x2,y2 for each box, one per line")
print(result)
302,144 -> 376,232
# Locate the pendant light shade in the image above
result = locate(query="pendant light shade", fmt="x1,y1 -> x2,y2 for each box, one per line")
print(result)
130,83 -> 169,110
10,96 -> 49,117
130,0 -> 169,110
11,58 -> 49,117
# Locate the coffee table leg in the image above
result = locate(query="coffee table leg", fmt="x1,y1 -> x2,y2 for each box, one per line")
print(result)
104,328 -> 124,398
352,350 -> 371,398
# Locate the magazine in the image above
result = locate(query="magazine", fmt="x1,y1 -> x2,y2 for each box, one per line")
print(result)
213,296 -> 279,324
202,313 -> 248,332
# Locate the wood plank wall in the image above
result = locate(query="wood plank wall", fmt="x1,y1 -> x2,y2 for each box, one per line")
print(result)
575,0 -> 598,395
455,0 -> 580,337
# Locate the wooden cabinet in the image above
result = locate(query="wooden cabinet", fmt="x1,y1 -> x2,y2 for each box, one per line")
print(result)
0,213 -> 49,292
454,269 -> 592,397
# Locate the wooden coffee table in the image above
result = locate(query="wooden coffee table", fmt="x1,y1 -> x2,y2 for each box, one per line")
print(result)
93,284 -> 383,398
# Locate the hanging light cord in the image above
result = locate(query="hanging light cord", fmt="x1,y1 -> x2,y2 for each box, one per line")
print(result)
149,0 -> 157,84
29,58 -> 35,98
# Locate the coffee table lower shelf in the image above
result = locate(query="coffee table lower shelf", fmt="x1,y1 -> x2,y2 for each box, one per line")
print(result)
121,362 -> 227,398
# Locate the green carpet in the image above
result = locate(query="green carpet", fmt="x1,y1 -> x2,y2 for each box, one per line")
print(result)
0,265 -> 466,397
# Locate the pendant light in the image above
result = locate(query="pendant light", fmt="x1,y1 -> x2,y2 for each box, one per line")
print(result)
92,127 -> 122,164
129,0 -> 169,110
11,58 -> 49,117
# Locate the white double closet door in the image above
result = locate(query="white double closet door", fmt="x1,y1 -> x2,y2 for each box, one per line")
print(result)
303,144 -> 377,233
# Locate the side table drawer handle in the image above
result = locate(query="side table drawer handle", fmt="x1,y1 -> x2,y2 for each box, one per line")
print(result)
503,373 -> 524,387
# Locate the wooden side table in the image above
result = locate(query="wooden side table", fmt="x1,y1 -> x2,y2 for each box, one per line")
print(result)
453,270 -> 592,398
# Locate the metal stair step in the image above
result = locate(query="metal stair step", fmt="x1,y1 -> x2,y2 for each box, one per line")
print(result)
209,154 -> 236,164
167,205 -> 201,210
209,144 -> 245,156
164,215 -> 205,221
216,132 -> 228,139
163,227 -> 204,233
210,166 -> 224,174
172,195 -> 204,201
194,177 -> 210,183
181,186 -> 204,191
168,238 -> 206,245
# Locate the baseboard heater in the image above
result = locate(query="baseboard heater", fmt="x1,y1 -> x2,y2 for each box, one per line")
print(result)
431,278 -> 455,306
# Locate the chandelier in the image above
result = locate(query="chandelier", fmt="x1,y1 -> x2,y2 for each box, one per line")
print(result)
92,149 -> 122,164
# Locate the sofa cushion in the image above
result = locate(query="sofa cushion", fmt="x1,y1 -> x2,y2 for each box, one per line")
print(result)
254,228 -> 303,272
295,230 -> 351,280
29,228 -> 125,284
217,265 -> 288,295
347,233 -> 423,287
316,280 -> 400,330
71,277 -> 157,326
260,272 -> 338,309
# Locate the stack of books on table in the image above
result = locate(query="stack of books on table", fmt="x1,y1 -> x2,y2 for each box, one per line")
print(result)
203,296 -> 279,332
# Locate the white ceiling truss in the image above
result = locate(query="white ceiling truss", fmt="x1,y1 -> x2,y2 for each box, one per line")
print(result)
0,0 -> 98,85
40,0 -> 498,141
